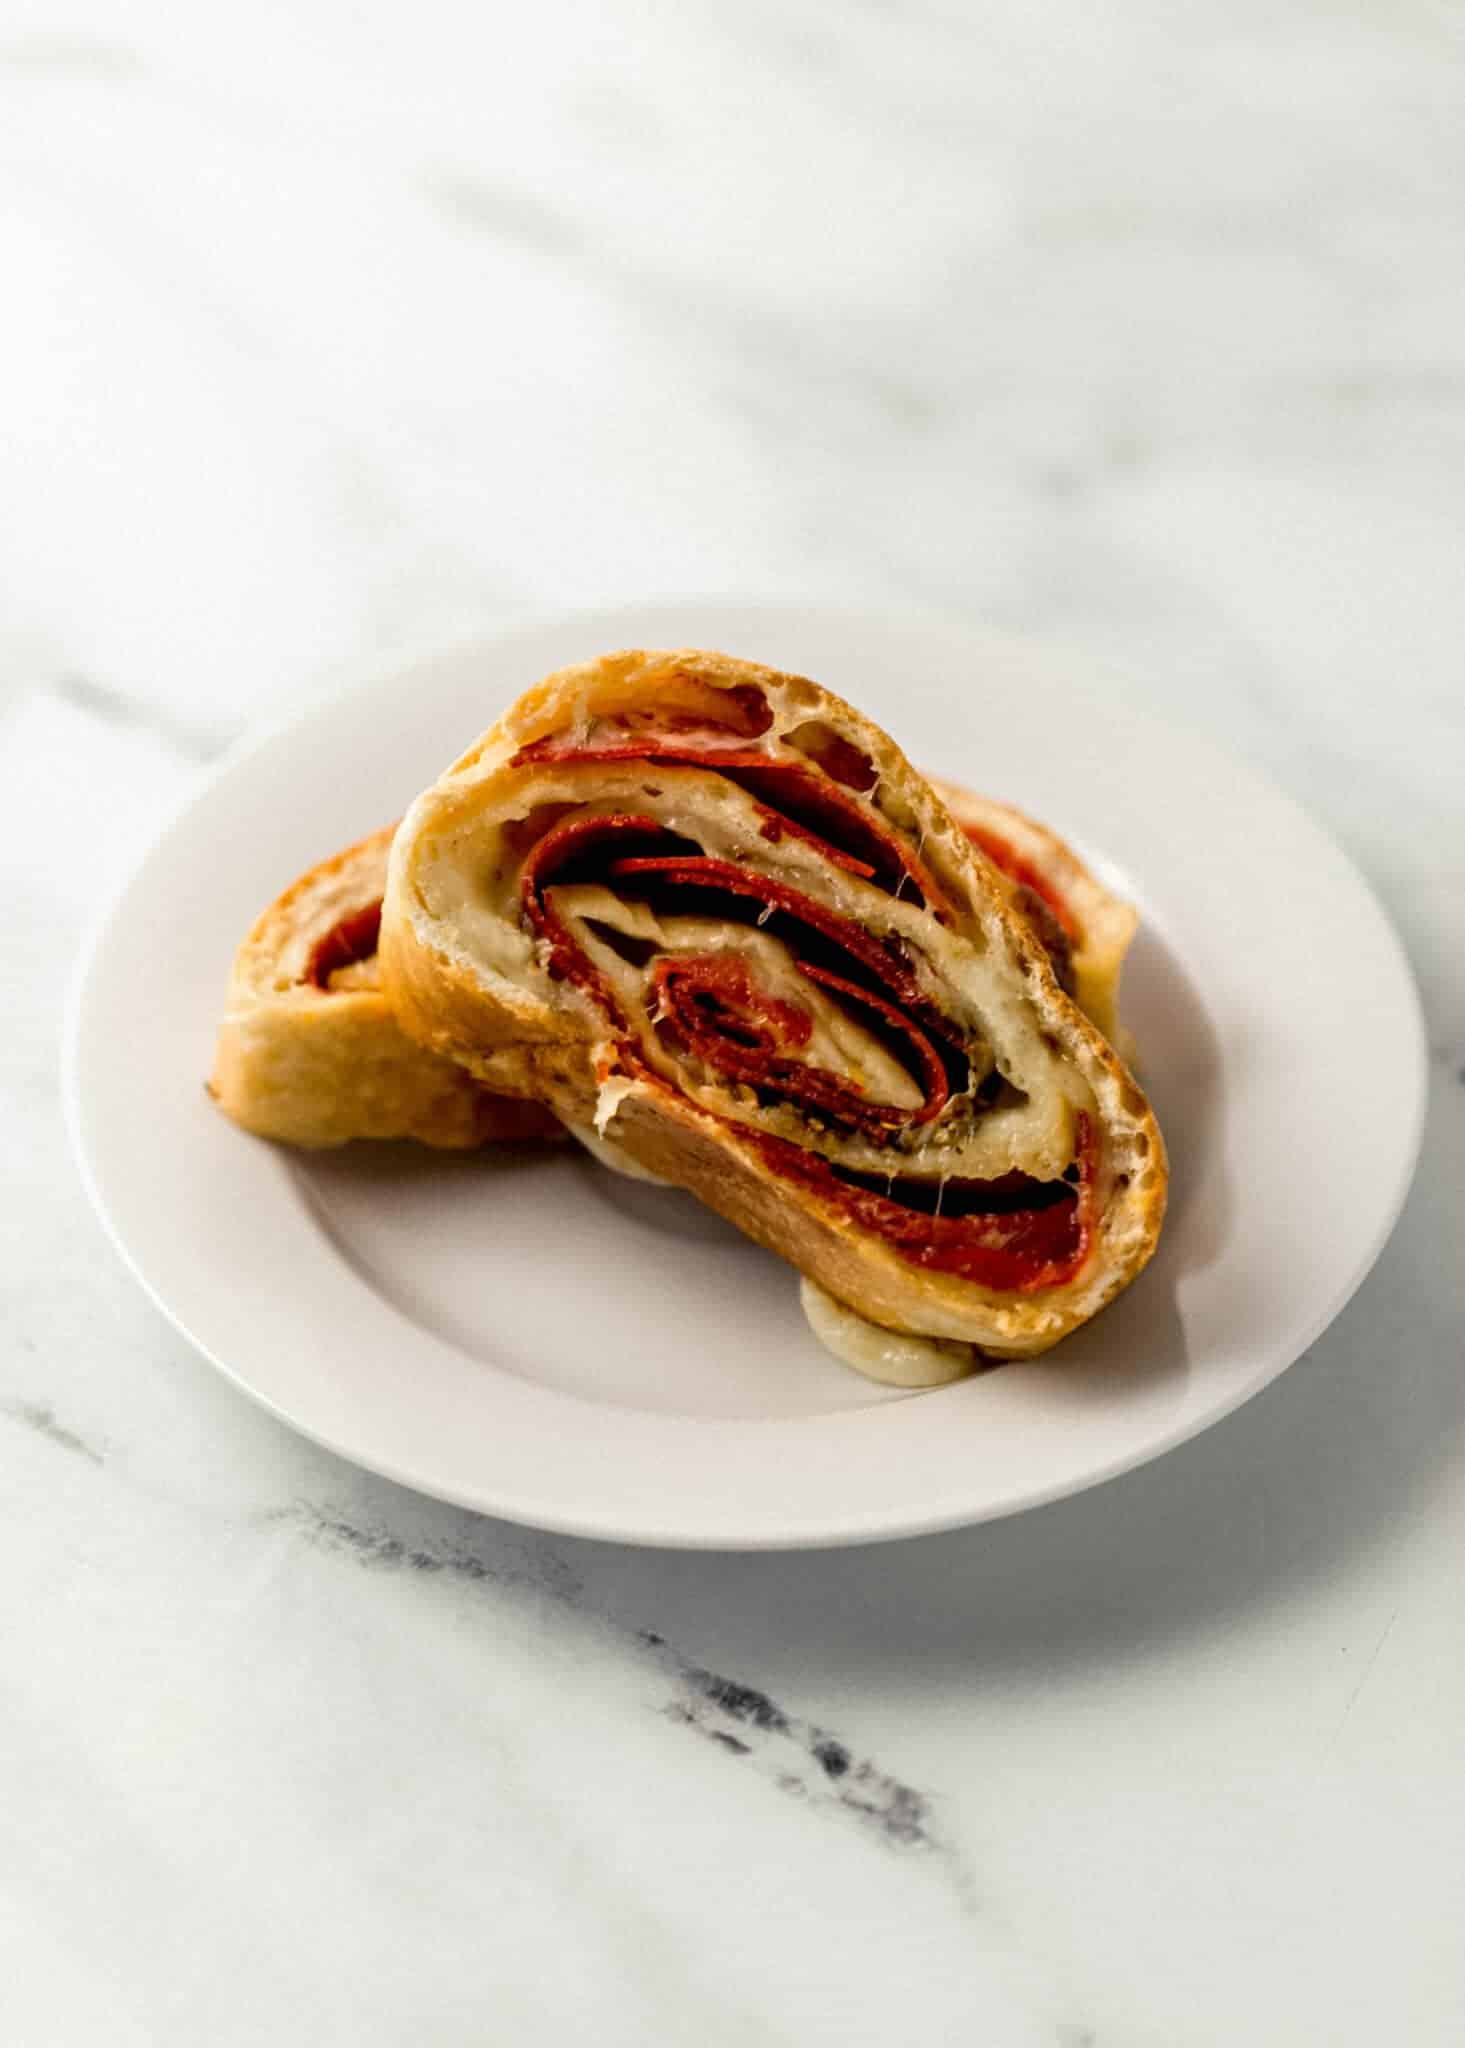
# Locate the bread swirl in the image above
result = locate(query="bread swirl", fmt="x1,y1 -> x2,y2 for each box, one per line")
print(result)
934,785 -> 1135,1047
380,649 -> 1167,1356
209,827 -> 560,1150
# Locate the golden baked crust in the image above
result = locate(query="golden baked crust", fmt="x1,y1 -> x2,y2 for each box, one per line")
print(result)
932,782 -> 1137,1044
380,649 -> 1167,1355
209,826 -> 560,1149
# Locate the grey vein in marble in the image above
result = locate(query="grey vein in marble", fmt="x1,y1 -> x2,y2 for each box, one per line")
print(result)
660,1650 -> 944,1857
274,1497 -> 958,1873
50,673 -> 238,763
419,165 -> 937,436
421,172 -> 589,257
1,1398 -> 106,1466
0,34 -> 142,80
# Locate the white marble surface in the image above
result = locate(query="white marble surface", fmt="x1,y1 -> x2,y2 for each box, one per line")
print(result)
4,3 -> 1464,2040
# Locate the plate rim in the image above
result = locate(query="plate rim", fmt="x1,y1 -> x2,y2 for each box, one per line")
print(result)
62,598 -> 1429,1549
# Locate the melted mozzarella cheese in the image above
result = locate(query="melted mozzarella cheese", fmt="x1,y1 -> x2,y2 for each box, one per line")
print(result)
549,886 -> 924,1111
799,1279 -> 978,1389
592,1067 -> 638,1137
544,883 -> 1080,1182
411,762 -> 1096,1184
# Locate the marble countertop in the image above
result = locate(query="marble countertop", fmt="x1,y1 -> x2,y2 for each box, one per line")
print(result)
5,4 -> 1463,2041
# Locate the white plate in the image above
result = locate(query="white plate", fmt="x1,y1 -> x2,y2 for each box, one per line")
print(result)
65,603 -> 1426,1549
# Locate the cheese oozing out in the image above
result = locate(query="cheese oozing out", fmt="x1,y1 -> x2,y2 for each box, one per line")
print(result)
799,1278 -> 979,1388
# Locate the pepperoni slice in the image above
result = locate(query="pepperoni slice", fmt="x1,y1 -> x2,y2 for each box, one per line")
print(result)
962,823 -> 1078,941
512,736 -> 949,911
517,806 -> 1095,1291
750,1114 -> 1097,1293
651,951 -> 949,1135
307,899 -> 383,987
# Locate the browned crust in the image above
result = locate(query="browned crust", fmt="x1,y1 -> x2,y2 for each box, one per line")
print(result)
381,648 -> 1167,1352
210,826 -> 560,1149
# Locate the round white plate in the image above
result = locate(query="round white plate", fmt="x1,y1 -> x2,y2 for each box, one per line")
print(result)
65,602 -> 1426,1549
